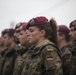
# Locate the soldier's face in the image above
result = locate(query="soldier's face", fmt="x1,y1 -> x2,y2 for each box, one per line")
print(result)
26,26 -> 45,45
18,30 -> 28,46
14,28 -> 20,44
0,36 -> 5,46
69,27 -> 76,41
57,32 -> 62,44
3,34 -> 10,47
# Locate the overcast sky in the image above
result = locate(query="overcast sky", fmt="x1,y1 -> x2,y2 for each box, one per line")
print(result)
0,0 -> 76,36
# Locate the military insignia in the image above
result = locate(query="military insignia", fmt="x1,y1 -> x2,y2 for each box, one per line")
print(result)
72,21 -> 76,25
16,22 -> 22,28
46,46 -> 54,51
29,19 -> 35,25
17,23 -> 21,26
47,57 -> 53,60
47,48 -> 54,51
19,26 -> 23,30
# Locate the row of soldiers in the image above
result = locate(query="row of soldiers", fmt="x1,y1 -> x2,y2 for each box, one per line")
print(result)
0,16 -> 76,75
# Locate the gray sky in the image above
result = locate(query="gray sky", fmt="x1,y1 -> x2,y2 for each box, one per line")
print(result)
0,0 -> 76,36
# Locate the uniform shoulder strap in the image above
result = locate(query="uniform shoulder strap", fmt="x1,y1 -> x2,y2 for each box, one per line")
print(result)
41,43 -> 61,59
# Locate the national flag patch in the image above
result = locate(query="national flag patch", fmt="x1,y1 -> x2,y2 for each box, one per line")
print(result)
47,57 -> 53,60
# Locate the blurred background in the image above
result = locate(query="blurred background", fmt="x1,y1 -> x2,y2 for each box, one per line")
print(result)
0,0 -> 76,36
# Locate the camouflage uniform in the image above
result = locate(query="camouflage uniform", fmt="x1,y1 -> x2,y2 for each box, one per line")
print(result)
13,45 -> 28,75
0,49 -> 6,75
0,54 -> 2,63
0,47 -> 17,75
21,39 -> 63,75
60,44 -> 72,75
69,42 -> 76,75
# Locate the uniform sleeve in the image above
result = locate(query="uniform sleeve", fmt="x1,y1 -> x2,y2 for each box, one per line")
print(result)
69,45 -> 76,75
43,45 -> 63,75
61,47 -> 72,75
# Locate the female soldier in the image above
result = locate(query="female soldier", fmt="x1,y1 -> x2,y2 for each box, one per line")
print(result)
21,16 -> 63,75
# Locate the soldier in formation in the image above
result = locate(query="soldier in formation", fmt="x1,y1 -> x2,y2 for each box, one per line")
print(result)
69,20 -> 76,75
21,16 -> 63,75
57,25 -> 72,75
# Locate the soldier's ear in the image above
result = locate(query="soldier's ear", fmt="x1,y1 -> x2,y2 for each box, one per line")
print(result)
61,34 -> 65,39
40,30 -> 45,37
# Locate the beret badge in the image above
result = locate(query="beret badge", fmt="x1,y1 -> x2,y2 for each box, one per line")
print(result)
29,19 -> 35,25
17,23 -> 21,27
72,21 -> 76,26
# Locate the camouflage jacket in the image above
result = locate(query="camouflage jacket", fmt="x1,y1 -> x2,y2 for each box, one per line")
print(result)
0,47 -> 17,75
60,44 -> 72,75
69,42 -> 76,75
13,45 -> 28,75
21,39 -> 63,75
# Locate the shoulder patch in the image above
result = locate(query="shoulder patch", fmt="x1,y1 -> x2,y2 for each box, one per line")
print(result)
46,46 -> 54,51
47,48 -> 54,51
47,57 -> 53,60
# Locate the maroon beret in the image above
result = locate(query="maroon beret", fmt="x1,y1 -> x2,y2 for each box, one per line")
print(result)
58,25 -> 70,33
15,22 -> 24,29
69,20 -> 76,28
19,22 -> 28,30
27,16 -> 48,28
9,28 -> 15,33
1,28 -> 15,37
1,29 -> 10,36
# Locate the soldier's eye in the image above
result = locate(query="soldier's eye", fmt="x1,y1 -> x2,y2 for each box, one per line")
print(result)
16,30 -> 20,33
20,33 -> 23,35
29,29 -> 34,32
71,29 -> 74,32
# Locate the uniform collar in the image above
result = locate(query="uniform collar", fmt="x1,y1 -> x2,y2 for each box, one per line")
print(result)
34,39 -> 50,48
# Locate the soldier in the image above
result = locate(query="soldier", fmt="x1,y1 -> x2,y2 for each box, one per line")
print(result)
57,25 -> 72,75
0,36 -> 6,63
14,22 -> 22,44
0,28 -> 17,75
0,29 -> 8,64
21,16 -> 63,75
0,37 -> 2,52
69,20 -> 76,75
13,22 -> 29,75
0,36 -> 6,54
0,37 -> 4,63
